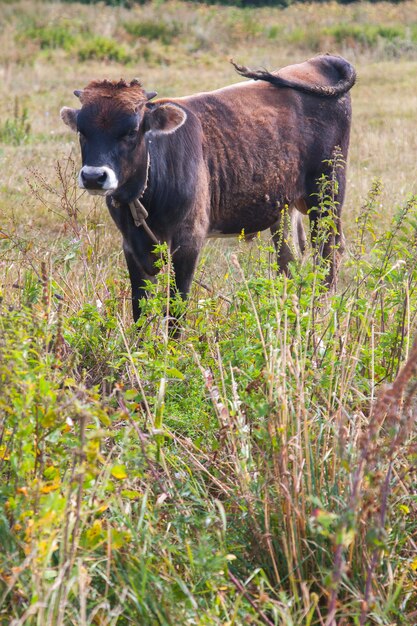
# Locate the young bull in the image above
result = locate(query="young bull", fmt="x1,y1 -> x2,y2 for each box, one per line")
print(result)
61,55 -> 356,326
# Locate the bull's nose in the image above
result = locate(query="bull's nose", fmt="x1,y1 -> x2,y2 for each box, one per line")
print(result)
78,166 -> 118,193
80,166 -> 108,189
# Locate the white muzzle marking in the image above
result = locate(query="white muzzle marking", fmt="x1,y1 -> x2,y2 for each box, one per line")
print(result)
78,165 -> 119,196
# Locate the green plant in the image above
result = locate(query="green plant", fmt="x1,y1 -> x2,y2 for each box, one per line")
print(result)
187,198 -> 417,624
0,98 -> 30,146
286,21 -> 415,53
326,23 -> 405,47
266,24 -> 284,39
76,36 -> 131,63
123,19 -> 181,44
1,157 -> 417,623
18,24 -> 77,50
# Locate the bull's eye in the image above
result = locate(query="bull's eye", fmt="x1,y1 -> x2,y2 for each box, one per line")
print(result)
78,131 -> 85,142
122,129 -> 137,141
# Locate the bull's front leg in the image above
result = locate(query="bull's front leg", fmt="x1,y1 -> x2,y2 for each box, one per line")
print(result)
123,242 -> 158,323
169,236 -> 204,335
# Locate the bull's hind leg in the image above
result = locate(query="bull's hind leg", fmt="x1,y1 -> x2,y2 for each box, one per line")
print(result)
271,206 -> 306,275
293,200 -> 307,255
306,164 -> 347,287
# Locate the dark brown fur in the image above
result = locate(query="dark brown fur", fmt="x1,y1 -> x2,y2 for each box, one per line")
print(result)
62,55 -> 356,328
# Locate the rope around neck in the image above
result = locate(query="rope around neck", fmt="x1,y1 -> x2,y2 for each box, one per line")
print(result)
128,198 -> 159,244
111,150 -> 160,245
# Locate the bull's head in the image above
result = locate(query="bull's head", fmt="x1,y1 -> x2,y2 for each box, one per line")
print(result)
60,79 -> 186,199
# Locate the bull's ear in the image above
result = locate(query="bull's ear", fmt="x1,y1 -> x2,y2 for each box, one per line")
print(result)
60,107 -> 79,132
145,103 -> 187,135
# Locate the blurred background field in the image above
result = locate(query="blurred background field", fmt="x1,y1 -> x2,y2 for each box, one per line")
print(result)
0,1 -> 417,624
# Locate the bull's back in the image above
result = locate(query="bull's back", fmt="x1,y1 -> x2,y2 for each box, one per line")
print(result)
168,58 -> 353,235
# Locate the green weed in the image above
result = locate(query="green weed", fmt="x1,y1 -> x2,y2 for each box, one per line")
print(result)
123,19 -> 181,44
2,162 -> 416,623
326,23 -> 406,47
17,24 -> 77,50
0,98 -> 30,146
266,24 -> 284,39
76,36 -> 132,63
288,21 -> 417,53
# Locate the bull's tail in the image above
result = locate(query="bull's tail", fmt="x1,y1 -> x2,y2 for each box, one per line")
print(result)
231,55 -> 356,98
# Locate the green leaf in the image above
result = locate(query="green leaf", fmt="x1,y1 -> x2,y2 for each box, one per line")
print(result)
111,464 -> 128,480
166,367 -> 185,380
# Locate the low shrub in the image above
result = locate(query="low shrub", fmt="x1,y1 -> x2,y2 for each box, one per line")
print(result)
17,24 -> 77,50
287,21 -> 416,53
76,36 -> 132,63
123,19 -> 181,44
0,98 -> 31,146
327,23 -> 406,46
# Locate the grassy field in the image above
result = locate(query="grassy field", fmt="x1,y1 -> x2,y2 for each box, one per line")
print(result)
1,1 -> 417,624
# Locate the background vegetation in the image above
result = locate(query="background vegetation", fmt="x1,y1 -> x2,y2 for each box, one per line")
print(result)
56,0 -> 417,9
0,1 -> 417,624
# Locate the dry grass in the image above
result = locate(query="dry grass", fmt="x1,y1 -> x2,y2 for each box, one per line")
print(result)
0,3 -> 417,624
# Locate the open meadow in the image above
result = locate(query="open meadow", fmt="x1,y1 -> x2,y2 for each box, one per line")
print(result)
1,1 -> 417,624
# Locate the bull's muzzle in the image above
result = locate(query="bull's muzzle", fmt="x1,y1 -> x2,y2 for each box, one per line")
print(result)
79,166 -> 118,195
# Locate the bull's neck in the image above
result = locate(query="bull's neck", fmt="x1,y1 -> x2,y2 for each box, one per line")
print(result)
112,142 -> 150,206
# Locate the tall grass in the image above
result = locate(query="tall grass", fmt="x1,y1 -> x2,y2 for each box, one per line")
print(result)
0,1 -> 417,622
1,156 -> 416,623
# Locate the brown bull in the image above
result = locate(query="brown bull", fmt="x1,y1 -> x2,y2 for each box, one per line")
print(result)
61,54 -> 356,326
